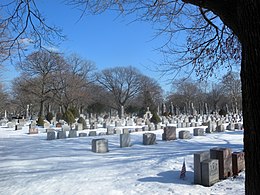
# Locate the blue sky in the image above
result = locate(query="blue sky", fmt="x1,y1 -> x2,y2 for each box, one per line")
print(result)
3,1 -> 237,92
3,0 -> 173,91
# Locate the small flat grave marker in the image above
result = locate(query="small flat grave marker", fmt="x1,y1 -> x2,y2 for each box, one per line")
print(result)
162,126 -> 176,141
143,133 -> 156,145
120,134 -> 131,148
179,130 -> 191,139
201,159 -> 219,187
92,138 -> 108,153
194,151 -> 210,184
57,131 -> 66,139
210,147 -> 233,179
47,131 -> 56,140
232,151 -> 245,176
193,128 -> 204,136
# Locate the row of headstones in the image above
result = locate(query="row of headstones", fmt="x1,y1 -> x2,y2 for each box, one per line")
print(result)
46,130 -> 154,150
160,113 -> 242,124
46,129 -> 109,140
46,126 -> 161,141
92,134 -> 132,152
162,126 -> 206,140
205,121 -> 243,133
2,119 -> 28,129
46,122 -> 167,139
194,148 -> 245,187
91,132 -> 163,153
47,125 -> 206,146
94,113 -> 243,129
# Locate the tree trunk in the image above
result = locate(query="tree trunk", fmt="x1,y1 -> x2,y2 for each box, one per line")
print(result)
239,1 -> 260,194
39,100 -> 45,117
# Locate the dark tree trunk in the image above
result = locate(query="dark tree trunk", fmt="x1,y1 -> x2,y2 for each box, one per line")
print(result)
239,1 -> 260,194
39,100 -> 45,117
186,0 -> 260,194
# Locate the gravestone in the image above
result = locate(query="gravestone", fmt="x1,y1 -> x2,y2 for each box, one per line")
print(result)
232,151 -> 245,176
62,125 -> 70,132
190,122 -> 196,127
44,122 -> 50,129
102,122 -> 107,128
57,131 -> 66,139
206,121 -> 216,133
179,130 -> 191,139
92,138 -> 108,153
226,122 -> 235,130
143,133 -> 156,145
128,128 -> 135,133
201,159 -> 219,187
90,122 -> 98,129
148,124 -> 155,131
75,123 -> 83,131
154,124 -> 159,130
115,121 -> 122,127
46,128 -> 55,132
107,126 -> 114,135
234,123 -> 243,130
216,120 -> 223,127
120,134 -> 131,148
47,131 -> 56,140
193,128 -> 204,136
162,126 -> 176,141
122,128 -> 129,134
194,151 -> 210,184
135,128 -> 142,132
79,133 -> 87,137
126,119 -> 134,126
68,130 -> 77,138
99,132 -> 106,136
136,118 -> 143,126
210,147 -> 233,179
216,124 -> 225,132
89,131 -> 97,136
142,126 -> 149,131
29,126 -> 38,134
114,128 -> 121,134
143,107 -> 153,122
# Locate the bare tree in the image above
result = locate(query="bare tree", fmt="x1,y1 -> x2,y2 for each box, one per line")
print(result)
169,79 -> 202,114
0,1 -> 64,61
11,76 -> 40,118
0,17 -> 10,62
52,54 -> 95,113
206,83 -> 226,113
16,50 -> 67,117
221,72 -> 242,113
96,66 -> 143,118
139,75 -> 163,112
130,75 -> 163,115
0,82 -> 8,117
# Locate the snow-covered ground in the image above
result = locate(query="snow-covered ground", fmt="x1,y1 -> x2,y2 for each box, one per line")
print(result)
0,124 -> 245,195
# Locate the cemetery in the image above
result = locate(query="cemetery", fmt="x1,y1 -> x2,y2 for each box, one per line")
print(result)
0,105 -> 245,194
2,0 -> 259,193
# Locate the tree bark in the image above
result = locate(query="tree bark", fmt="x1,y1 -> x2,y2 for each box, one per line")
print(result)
239,1 -> 260,194
185,0 -> 260,193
